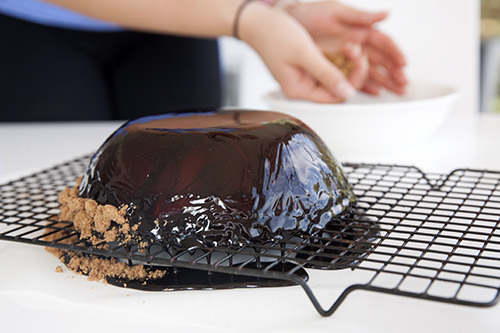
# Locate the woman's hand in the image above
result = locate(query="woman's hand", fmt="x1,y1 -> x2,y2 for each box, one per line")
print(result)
239,2 -> 357,103
284,0 -> 407,95
360,29 -> 407,95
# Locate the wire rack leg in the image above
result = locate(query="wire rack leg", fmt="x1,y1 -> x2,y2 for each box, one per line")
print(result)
298,278 -> 500,317
294,276 -> 366,317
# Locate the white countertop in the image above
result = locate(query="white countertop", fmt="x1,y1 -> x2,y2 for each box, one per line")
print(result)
1,113 -> 500,332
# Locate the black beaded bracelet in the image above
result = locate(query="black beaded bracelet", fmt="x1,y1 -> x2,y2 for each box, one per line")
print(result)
233,0 -> 253,40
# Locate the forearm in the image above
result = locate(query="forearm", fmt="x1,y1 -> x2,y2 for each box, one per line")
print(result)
44,0 -> 248,37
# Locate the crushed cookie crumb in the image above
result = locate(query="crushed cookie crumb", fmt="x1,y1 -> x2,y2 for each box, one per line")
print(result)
324,51 -> 355,78
48,246 -> 166,282
57,179 -> 140,248
44,179 -> 166,285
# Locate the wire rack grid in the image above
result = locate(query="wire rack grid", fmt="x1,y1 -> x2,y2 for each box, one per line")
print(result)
0,155 -> 499,316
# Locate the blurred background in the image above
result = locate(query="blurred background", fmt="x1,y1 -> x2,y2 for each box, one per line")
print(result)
481,0 -> 500,113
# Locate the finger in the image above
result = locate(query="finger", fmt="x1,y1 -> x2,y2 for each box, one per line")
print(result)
367,30 -> 406,67
314,28 -> 371,53
315,36 -> 343,55
303,84 -> 347,103
342,43 -> 369,90
349,54 -> 369,90
361,80 -> 382,95
365,45 -> 399,71
389,67 -> 408,87
280,69 -> 347,103
285,87 -> 346,103
303,47 -> 356,100
344,26 -> 371,43
365,45 -> 408,85
337,5 -> 388,27
369,66 -> 406,95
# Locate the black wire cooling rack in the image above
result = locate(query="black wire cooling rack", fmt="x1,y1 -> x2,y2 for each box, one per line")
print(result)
1,155 -> 499,316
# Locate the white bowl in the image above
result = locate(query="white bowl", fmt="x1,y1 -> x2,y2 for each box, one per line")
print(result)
263,81 -> 459,158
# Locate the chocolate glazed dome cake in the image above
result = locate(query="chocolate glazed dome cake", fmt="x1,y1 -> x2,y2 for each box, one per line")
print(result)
65,109 -> 356,254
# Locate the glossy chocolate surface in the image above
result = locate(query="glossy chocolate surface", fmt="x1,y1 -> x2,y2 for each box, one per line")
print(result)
79,109 -> 356,251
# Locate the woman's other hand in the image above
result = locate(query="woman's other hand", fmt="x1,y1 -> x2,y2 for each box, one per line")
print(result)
284,0 -> 407,96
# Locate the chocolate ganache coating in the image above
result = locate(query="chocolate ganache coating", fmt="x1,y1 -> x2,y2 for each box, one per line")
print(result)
78,109 -> 355,250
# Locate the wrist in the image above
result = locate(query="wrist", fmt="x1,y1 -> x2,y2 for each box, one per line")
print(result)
260,0 -> 298,7
234,1 -> 277,43
233,0 -> 299,40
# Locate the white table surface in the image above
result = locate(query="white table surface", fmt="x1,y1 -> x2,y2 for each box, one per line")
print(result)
1,113 -> 500,333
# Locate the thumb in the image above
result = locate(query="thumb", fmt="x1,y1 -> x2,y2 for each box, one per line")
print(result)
338,5 -> 388,27
305,49 -> 356,100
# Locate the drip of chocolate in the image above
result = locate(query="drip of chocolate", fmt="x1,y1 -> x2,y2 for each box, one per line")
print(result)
106,262 -> 308,291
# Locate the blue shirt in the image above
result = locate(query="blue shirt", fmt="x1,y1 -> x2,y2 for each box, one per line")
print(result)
0,0 -> 122,31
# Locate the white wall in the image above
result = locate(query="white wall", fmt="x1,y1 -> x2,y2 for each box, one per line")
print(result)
220,0 -> 480,115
